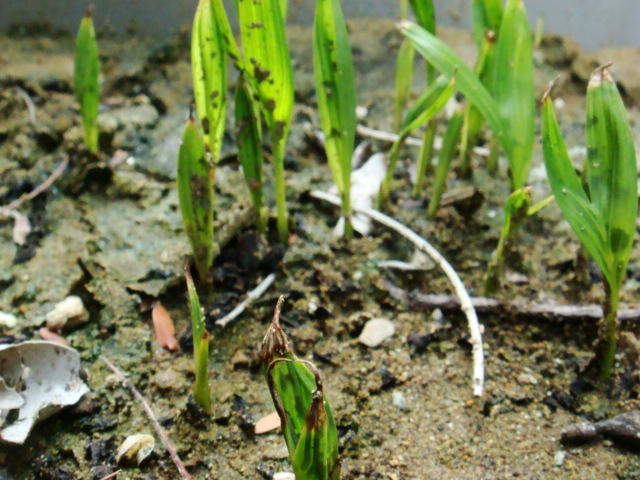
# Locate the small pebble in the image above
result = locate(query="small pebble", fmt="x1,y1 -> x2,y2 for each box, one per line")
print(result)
45,296 -> 89,331
517,373 -> 538,385
553,449 -> 566,467
116,434 -> 155,465
392,391 -> 410,412
358,318 -> 395,348
231,350 -> 250,369
273,473 -> 295,480
0,312 -> 18,329
154,369 -> 180,389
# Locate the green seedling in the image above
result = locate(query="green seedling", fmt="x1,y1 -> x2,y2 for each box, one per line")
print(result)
185,263 -> 212,413
542,67 -> 638,380
235,75 -> 266,233
261,297 -> 340,479
191,0 -> 227,161
74,7 -> 100,155
238,0 -> 294,243
408,0 -> 438,198
177,111 -> 214,279
378,73 -> 455,208
313,0 -> 357,238
426,107 -> 464,218
394,0 -> 415,133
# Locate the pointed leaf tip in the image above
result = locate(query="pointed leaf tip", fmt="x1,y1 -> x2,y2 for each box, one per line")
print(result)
589,63 -> 615,89
260,296 -> 291,365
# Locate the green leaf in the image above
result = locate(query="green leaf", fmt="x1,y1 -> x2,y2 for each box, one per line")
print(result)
185,265 -> 211,413
235,75 -> 266,233
493,0 -> 534,190
238,0 -> 293,144
313,0 -> 357,218
471,0 -> 503,47
394,38 -> 415,132
192,0 -> 227,160
292,389 -> 340,480
585,66 -> 638,291
400,21 -> 513,161
177,115 -> 214,278
408,0 -> 435,34
427,108 -> 464,217
541,93 -> 610,282
74,8 -> 100,154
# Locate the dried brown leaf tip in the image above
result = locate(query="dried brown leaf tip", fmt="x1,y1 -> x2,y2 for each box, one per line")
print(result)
260,296 -> 291,365
589,63 -> 614,89
152,303 -> 178,351
304,388 -> 327,431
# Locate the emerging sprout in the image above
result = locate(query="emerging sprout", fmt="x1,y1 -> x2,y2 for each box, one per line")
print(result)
177,111 -> 214,279
186,263 -> 212,413
239,0 -> 294,243
261,297 -> 340,479
313,0 -> 357,237
542,66 -> 638,380
74,7 -> 100,155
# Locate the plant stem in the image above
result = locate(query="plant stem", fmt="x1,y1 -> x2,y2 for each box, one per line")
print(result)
193,330 -> 212,414
486,134 -> 500,174
341,188 -> 353,238
273,139 -> 288,243
598,280 -> 619,381
377,134 -> 406,208
412,121 -> 437,198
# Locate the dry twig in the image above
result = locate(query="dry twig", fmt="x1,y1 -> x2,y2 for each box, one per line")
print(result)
101,356 -> 192,480
98,470 -> 122,480
0,158 -> 69,217
310,189 -> 485,396
215,273 -> 276,327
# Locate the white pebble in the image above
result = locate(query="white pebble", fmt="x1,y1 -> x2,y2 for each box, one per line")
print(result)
45,296 -> 89,331
358,318 -> 395,348
0,312 -> 18,329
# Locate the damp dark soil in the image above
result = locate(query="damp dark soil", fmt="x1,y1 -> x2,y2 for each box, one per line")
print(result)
1,18 -> 640,480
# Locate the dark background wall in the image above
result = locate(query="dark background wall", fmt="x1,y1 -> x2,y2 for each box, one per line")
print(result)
1,0 -> 638,52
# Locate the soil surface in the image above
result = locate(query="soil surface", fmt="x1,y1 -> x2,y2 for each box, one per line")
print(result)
1,18 -> 640,480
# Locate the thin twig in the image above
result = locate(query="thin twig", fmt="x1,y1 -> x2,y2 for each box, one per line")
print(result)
215,273 -> 277,327
100,356 -> 192,480
356,124 -> 490,157
98,470 -> 122,480
0,158 -> 69,217
381,279 -> 640,322
310,189 -> 485,397
15,86 -> 37,124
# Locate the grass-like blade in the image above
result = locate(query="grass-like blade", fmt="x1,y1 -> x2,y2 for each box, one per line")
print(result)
378,74 -> 455,206
235,75 -> 266,233
313,0 -> 357,237
585,67 -> 638,293
471,0 -> 503,48
541,93 -> 609,283
394,38 -> 415,132
493,0 -> 534,190
185,264 -> 211,414
177,113 -> 214,278
192,0 -> 227,160
74,7 -> 100,155
408,0 -> 435,34
400,21 -> 513,161
239,0 -> 294,242
427,108 -> 464,218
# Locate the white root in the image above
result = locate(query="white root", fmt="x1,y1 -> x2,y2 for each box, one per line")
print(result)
310,189 -> 485,397
215,273 -> 276,327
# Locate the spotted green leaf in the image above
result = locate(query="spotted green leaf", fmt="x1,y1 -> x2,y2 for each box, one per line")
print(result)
192,0 -> 227,160
471,0 -> 503,48
177,115 -> 214,278
74,8 -> 100,154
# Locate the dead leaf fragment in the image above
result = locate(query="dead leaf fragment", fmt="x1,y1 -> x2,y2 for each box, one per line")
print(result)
254,411 -> 281,434
152,303 -> 178,351
116,433 -> 155,465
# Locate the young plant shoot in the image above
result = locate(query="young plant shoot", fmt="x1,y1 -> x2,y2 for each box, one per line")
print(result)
378,73 -> 455,208
235,75 -> 266,233
74,7 -> 100,155
239,0 -> 294,243
313,0 -> 357,237
261,297 -> 340,479
191,0 -> 227,161
177,111 -> 214,279
185,263 -> 212,413
542,67 -> 638,380
394,0 -> 415,133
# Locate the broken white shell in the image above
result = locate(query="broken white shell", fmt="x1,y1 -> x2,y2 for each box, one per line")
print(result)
0,341 -> 89,444
45,296 -> 89,331
116,434 -> 155,465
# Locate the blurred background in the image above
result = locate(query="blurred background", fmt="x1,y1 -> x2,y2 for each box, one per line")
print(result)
1,0 -> 639,52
